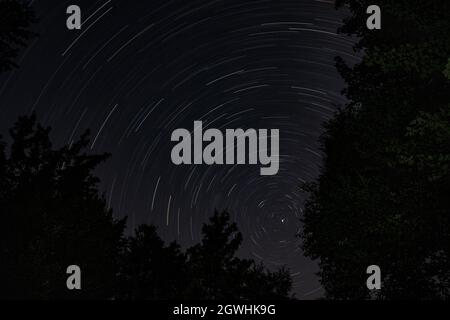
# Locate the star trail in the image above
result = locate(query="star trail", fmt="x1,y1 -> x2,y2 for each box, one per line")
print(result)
0,0 -> 358,298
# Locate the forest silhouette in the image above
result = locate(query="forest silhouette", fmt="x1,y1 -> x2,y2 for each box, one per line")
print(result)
2,0 -> 450,300
0,114 -> 293,300
0,0 -> 293,300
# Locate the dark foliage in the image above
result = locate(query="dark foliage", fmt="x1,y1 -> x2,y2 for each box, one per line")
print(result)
0,115 -> 125,299
116,224 -> 189,299
301,0 -> 450,299
0,0 -> 291,301
185,211 -> 293,299
0,0 -> 37,72
0,115 -> 292,300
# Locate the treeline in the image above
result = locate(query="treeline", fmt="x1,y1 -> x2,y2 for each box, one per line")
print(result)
0,115 -> 292,300
0,0 -> 293,300
301,0 -> 450,299
0,1 -> 292,300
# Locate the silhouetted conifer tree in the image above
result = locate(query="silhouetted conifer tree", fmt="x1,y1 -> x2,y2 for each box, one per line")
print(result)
0,115 -> 126,299
301,0 -> 450,299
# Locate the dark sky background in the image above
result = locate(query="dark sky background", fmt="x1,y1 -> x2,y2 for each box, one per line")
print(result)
0,0 -> 358,299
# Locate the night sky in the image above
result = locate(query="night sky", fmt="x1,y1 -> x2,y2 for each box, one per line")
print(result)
0,0 -> 358,298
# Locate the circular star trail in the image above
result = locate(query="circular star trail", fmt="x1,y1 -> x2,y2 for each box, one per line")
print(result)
0,0 -> 358,298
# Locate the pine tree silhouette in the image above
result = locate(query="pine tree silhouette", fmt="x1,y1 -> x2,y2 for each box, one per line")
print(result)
0,115 -> 126,299
185,211 -> 293,299
116,224 -> 188,299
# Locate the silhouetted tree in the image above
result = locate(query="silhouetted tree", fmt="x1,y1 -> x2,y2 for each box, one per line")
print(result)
185,211 -> 293,299
301,0 -> 450,299
116,211 -> 293,300
116,225 -> 188,299
0,115 -> 126,299
0,0 -> 37,72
